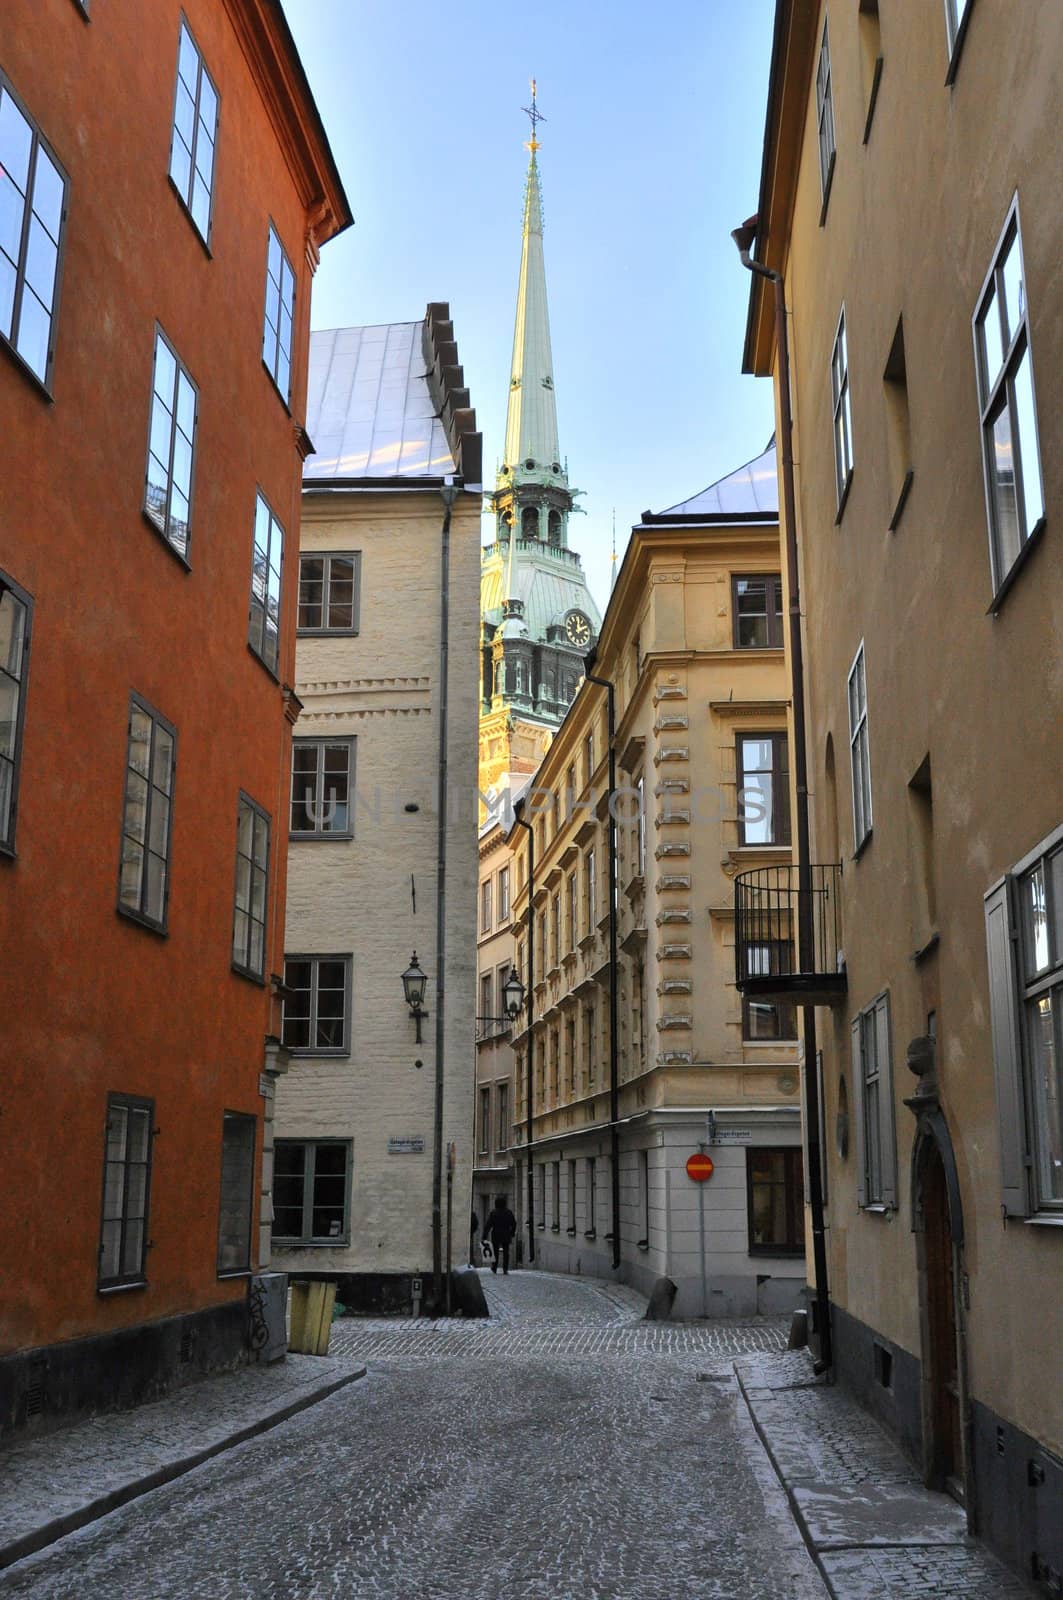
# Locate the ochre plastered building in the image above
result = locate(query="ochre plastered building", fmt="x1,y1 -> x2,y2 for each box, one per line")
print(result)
0,0 -> 348,1427
272,310 -> 482,1312
740,0 -> 1062,1577
507,448 -> 808,1315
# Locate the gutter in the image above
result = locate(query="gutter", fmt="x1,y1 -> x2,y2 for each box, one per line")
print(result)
512,798 -> 536,1262
430,480 -> 457,1309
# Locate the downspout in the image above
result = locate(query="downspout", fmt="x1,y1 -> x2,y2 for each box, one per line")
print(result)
513,798 -> 536,1262
583,652 -> 621,1272
431,479 -> 458,1311
733,219 -> 832,1370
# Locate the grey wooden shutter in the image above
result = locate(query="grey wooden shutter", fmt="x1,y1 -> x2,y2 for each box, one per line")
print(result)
875,994 -> 898,1210
851,1016 -> 867,1207
984,877 -> 1028,1216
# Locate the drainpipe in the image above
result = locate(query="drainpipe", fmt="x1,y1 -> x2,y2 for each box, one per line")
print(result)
431,479 -> 458,1312
583,652 -> 621,1273
513,798 -> 535,1262
733,217 -> 832,1370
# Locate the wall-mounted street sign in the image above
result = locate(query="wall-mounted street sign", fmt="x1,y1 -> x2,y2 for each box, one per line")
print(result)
714,1128 -> 753,1144
387,1137 -> 426,1154
686,1152 -> 714,1182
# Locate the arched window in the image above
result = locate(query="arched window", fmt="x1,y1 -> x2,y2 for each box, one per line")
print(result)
522,505 -> 539,539
548,509 -> 562,543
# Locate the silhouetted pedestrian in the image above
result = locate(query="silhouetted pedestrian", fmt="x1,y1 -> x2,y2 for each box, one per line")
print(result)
482,1195 -> 516,1275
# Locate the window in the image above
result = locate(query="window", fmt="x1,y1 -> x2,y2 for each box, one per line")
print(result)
0,73 -> 68,388
549,1028 -> 559,1100
497,1083 -> 509,1152
944,0 -> 974,75
232,794 -> 269,980
638,1149 -> 650,1246
538,911 -> 547,973
551,1162 -> 561,1229
567,873 -> 578,951
585,731 -> 595,788
167,20 -> 218,244
498,866 -> 510,923
586,1157 -> 597,1232
747,1148 -> 804,1254
737,734 -> 791,847
858,1 -> 884,144
0,572 -> 32,854
272,1140 -> 350,1244
118,695 -> 176,932
98,1095 -> 154,1289
290,737 -> 353,837
851,993 -> 897,1208
585,1005 -> 597,1083
883,318 -> 913,530
217,1112 -> 256,1275
585,849 -> 597,933
262,223 -> 295,403
733,575 -> 783,648
974,202 -> 1045,600
298,552 -> 360,634
281,955 -> 351,1054
815,17 -> 836,206
481,878 -> 493,934
985,826 -> 1063,1216
848,643 -> 872,850
496,965 -> 511,1027
536,1162 -> 546,1223
552,892 -> 561,967
479,972 -> 493,1034
566,1017 -> 577,1094
566,764 -> 576,817
479,1087 -> 490,1155
568,1160 -> 577,1230
742,943 -> 797,1041
248,493 -> 284,675
636,774 -> 647,875
831,309 -> 853,508
144,329 -> 197,561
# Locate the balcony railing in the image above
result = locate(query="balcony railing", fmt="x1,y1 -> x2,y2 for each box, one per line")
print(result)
734,863 -> 846,1008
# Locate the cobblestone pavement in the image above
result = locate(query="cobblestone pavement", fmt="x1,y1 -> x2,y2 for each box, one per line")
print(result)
0,1272 -> 821,1600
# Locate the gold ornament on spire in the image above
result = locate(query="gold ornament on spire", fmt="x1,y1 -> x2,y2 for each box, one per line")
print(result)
522,78 -> 545,153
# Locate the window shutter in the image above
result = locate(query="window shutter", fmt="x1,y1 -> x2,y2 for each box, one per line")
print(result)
875,994 -> 898,1210
984,877 -> 1028,1216
851,1016 -> 867,1207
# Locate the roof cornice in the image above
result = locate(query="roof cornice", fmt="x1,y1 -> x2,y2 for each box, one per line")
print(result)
422,303 -> 484,487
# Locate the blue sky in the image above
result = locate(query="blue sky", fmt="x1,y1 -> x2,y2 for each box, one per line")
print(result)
281,0 -> 777,608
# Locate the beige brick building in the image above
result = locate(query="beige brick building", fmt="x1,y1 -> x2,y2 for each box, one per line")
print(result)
473,820 -> 519,1241
271,308 -> 482,1313
738,0 -> 1063,1576
507,447 -> 808,1316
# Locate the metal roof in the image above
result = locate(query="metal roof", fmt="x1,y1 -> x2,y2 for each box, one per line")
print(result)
480,543 -> 601,645
652,442 -> 778,519
304,322 -> 455,482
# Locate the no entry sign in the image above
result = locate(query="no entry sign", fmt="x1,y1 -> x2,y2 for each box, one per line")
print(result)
686,1152 -> 714,1182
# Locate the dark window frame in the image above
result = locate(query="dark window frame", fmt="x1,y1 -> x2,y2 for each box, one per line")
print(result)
815,16 -> 836,217
497,1081 -> 509,1153
737,731 -> 791,847
271,1138 -> 352,1246
746,1146 -> 805,1255
117,692 -> 177,935
481,878 -> 493,934
479,1086 -> 491,1155
216,1110 -> 256,1276
143,324 -> 198,565
97,1093 -> 155,1291
973,197 -> 1046,609
944,0 -> 976,84
733,573 -> 783,650
167,14 -> 220,248
848,641 -> 873,852
289,735 -> 355,840
498,864 -> 511,923
262,220 -> 296,407
297,551 -> 361,636
248,490 -> 284,677
1013,825 -> 1063,1215
232,791 -> 270,982
742,940 -> 798,1041
281,953 -> 352,1056
0,68 -> 71,396
0,569 -> 33,857
831,305 -> 854,511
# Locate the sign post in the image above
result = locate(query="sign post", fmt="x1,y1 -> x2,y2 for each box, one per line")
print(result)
686,1149 -> 715,1317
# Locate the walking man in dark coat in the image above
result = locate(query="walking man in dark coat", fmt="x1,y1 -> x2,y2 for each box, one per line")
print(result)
483,1195 -> 517,1275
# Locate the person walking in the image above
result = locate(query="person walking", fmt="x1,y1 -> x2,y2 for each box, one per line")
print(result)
482,1195 -> 517,1275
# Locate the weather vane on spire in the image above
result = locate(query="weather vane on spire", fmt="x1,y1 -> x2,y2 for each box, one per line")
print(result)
522,78 -> 546,153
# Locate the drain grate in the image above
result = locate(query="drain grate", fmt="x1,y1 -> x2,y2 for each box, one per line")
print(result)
26,1359 -> 47,1417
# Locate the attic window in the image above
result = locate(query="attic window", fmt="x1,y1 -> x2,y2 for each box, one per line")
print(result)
526,459 -> 535,469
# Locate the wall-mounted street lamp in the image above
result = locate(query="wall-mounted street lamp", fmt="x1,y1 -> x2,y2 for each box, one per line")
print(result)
474,966 -> 527,1036
402,952 -> 429,1043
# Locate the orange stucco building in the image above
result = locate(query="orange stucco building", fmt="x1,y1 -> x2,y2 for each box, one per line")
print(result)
0,0 -> 349,1430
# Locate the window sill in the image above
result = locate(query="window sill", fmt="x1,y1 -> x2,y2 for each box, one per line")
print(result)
743,1038 -> 800,1048
944,0 -> 976,85
749,1246 -> 805,1258
142,509 -> 192,572
988,516 -> 1047,615
167,176 -> 213,258
297,627 -> 361,640
862,56 -> 884,144
283,1048 -> 350,1060
1023,1215 -> 1063,1229
0,328 -> 55,403
888,469 -> 914,533
818,152 -> 836,228
272,1238 -> 351,1249
97,1279 -> 148,1296
583,1229 -> 597,1241
117,902 -> 168,938
550,1224 -> 560,1233
860,1203 -> 895,1217
288,832 -> 355,843
537,1223 -> 546,1231
232,962 -> 268,988
566,1227 -> 577,1236
834,470 -> 854,525
637,1239 -> 650,1252
217,1268 -> 252,1280
852,828 -> 874,863
912,931 -> 940,965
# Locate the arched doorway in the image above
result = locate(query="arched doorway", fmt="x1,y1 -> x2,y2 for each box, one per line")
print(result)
917,1138 -> 962,1495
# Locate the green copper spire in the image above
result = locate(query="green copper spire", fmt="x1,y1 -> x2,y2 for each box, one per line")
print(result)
503,82 -> 560,477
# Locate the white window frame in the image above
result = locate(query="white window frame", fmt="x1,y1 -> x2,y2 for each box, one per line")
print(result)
262,222 -> 295,404
850,992 -> 897,1210
847,641 -> 872,851
831,306 -> 854,510
0,71 -> 69,391
144,327 -> 198,562
973,197 -> 1045,606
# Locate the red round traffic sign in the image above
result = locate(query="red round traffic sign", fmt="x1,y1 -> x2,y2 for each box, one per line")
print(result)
686,1152 -> 714,1182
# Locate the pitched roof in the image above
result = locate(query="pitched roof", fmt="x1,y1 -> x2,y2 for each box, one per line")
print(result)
645,442 -> 779,522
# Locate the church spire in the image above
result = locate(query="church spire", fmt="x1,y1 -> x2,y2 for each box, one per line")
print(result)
503,82 -> 560,477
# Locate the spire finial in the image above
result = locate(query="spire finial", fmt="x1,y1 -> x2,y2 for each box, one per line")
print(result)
522,78 -> 545,153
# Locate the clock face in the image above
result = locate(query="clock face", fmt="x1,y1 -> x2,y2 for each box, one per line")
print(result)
564,610 -> 592,648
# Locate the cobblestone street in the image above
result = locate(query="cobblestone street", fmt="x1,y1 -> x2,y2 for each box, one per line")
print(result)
0,1273 -> 820,1600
